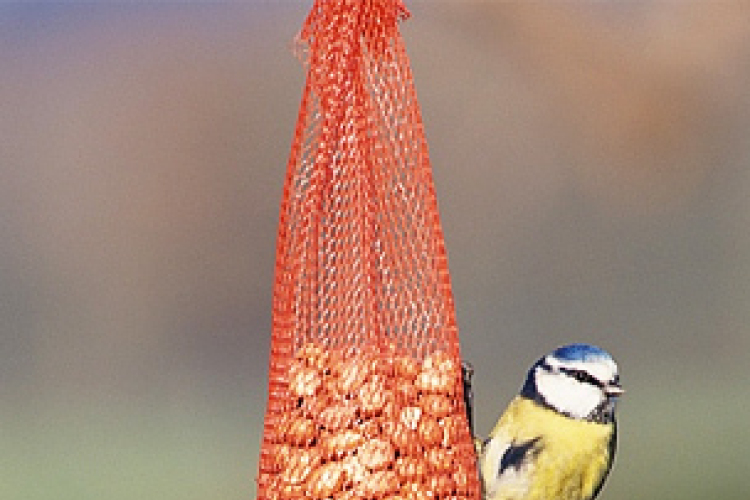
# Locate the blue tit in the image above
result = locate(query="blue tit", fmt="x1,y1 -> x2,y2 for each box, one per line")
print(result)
477,343 -> 623,500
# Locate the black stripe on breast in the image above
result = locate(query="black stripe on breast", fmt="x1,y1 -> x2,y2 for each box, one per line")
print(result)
587,421 -> 617,500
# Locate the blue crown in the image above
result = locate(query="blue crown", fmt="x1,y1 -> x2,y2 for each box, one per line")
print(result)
551,343 -> 612,363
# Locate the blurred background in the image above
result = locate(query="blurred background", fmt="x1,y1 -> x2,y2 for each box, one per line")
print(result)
2,2 -> 749,499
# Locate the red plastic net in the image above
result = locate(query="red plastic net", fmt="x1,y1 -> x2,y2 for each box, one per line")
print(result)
257,1 -> 480,499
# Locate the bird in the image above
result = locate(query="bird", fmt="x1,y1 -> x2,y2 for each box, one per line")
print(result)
476,343 -> 623,500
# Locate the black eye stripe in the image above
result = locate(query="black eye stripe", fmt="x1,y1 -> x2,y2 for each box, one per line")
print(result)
537,360 -> 608,389
559,367 -> 603,388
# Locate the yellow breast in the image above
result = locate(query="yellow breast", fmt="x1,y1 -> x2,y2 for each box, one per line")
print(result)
481,397 -> 614,500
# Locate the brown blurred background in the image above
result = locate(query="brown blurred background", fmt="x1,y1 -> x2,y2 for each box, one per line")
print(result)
2,2 -> 749,499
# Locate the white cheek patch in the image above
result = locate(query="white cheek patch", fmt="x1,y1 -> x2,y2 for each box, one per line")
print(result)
535,367 -> 604,419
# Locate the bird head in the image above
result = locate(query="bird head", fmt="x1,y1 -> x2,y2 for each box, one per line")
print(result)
520,343 -> 623,423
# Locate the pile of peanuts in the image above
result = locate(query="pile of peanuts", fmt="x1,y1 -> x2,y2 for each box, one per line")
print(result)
260,343 -> 478,500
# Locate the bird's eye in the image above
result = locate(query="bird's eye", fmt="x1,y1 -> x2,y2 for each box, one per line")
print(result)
567,369 -> 599,386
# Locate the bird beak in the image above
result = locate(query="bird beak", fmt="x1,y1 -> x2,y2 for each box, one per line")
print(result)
605,383 -> 625,397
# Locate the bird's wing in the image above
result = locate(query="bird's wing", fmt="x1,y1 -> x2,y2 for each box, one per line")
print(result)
481,433 -> 545,500
499,436 -> 543,475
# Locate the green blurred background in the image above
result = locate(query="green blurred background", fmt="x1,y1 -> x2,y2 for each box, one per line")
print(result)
2,2 -> 749,499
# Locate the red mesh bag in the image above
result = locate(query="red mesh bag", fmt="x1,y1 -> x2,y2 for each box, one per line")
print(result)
257,1 -> 480,499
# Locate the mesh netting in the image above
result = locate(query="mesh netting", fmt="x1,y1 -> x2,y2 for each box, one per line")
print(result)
257,1 -> 480,499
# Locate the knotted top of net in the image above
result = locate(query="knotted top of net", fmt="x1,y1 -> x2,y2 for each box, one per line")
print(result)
276,0 -> 458,360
